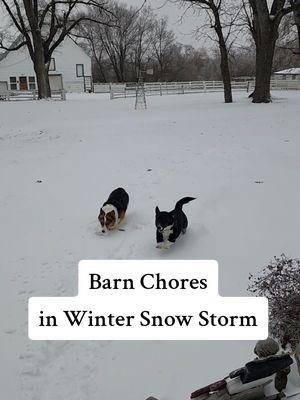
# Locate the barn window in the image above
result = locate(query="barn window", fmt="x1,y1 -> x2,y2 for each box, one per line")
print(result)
10,76 -> 17,90
49,58 -> 56,71
76,64 -> 84,77
29,76 -> 36,90
292,75 -> 296,80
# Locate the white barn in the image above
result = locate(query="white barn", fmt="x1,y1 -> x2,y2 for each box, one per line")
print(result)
274,68 -> 300,81
0,37 -> 92,93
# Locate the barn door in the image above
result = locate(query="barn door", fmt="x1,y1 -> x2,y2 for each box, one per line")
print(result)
19,76 -> 28,91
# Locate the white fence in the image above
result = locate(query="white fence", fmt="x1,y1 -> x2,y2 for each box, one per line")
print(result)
93,83 -> 112,93
107,79 -> 300,100
0,89 -> 66,101
109,80 -> 251,99
2,80 -> 298,101
271,80 -> 300,90
247,80 -> 300,92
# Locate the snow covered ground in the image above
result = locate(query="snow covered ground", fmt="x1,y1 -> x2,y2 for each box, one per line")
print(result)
1,91 -> 300,400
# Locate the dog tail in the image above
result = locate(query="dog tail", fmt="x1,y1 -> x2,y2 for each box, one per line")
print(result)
175,197 -> 196,210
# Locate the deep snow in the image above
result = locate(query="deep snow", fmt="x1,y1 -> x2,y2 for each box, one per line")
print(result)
1,91 -> 300,400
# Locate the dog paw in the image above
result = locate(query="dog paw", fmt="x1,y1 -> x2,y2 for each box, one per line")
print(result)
156,241 -> 173,250
162,241 -> 173,250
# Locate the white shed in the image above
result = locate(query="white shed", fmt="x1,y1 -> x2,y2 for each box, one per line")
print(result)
274,68 -> 300,81
0,37 -> 92,93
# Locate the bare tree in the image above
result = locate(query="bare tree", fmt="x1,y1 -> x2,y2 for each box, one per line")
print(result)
150,17 -> 176,81
129,6 -> 154,79
86,1 -> 140,82
0,0 -> 111,98
79,2 -> 158,82
78,2 -> 223,83
166,44 -> 210,81
242,0 -> 296,103
230,45 -> 256,78
272,13 -> 300,70
248,254 -> 300,351
179,0 -> 243,103
76,18 -> 109,82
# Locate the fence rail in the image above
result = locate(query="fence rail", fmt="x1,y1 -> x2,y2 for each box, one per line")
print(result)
1,81 -> 298,102
270,80 -> 300,90
93,83 -> 111,93
109,81 -> 251,99
106,79 -> 300,100
0,89 -> 66,101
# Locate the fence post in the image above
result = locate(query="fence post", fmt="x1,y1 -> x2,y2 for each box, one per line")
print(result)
160,83 -> 162,96
110,84 -> 113,100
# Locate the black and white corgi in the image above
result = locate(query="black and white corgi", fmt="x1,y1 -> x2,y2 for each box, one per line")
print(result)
98,188 -> 129,233
155,197 -> 196,249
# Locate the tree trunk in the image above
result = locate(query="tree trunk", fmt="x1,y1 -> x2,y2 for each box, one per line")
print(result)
219,43 -> 233,103
45,67 -> 51,97
214,12 -> 233,103
33,50 -> 51,99
249,0 -> 282,103
294,0 -> 300,52
23,0 -> 51,99
252,38 -> 276,103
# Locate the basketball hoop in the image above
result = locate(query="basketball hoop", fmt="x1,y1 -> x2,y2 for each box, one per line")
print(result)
135,68 -> 154,110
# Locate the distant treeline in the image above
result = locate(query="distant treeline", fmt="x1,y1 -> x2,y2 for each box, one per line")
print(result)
76,1 -> 299,84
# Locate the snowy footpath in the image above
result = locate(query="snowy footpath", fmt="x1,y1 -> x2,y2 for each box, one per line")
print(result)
1,91 -> 299,400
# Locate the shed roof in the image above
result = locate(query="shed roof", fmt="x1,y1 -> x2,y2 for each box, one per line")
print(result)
275,68 -> 300,75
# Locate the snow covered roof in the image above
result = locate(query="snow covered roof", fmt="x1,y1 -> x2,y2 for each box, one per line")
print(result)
275,68 -> 300,75
0,34 -> 90,63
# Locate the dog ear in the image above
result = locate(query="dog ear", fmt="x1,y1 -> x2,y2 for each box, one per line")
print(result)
155,206 -> 160,214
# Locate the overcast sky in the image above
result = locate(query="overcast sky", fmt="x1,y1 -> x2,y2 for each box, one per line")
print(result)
122,0 -> 203,46
0,0 -> 204,48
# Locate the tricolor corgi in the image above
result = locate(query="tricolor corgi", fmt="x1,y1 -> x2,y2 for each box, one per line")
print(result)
98,188 -> 129,233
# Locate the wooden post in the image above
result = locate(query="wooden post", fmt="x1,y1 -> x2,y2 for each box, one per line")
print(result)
247,81 -> 251,93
